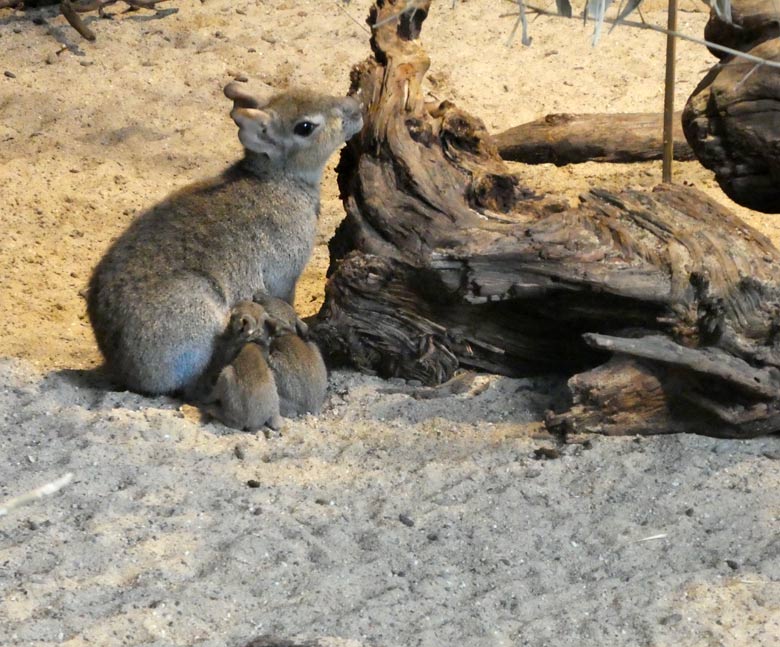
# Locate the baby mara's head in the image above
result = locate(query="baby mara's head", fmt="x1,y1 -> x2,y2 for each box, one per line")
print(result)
228,301 -> 274,347
224,81 -> 363,185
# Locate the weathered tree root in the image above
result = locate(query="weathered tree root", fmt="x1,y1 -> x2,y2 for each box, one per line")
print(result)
683,0 -> 780,213
313,0 -> 780,437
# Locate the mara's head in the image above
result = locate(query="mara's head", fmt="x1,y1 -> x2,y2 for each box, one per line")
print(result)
224,81 -> 363,184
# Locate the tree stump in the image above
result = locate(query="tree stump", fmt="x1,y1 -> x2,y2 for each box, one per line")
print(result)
683,0 -> 780,213
313,0 -> 780,437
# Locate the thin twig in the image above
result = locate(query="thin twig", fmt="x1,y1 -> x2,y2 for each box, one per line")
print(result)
0,473 -> 74,517
372,0 -> 427,30
734,62 -> 761,90
61,0 -> 96,41
636,533 -> 668,542
333,0 -> 370,34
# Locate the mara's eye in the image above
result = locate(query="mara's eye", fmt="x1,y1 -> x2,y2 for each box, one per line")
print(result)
294,121 -> 317,137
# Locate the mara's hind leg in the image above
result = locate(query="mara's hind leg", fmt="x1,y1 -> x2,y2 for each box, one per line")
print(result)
111,283 -> 228,395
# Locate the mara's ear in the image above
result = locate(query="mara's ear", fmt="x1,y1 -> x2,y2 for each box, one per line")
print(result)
231,107 -> 283,160
223,81 -> 272,110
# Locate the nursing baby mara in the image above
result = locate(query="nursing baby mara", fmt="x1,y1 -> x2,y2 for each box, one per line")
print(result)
204,296 -> 328,431
87,80 -> 362,430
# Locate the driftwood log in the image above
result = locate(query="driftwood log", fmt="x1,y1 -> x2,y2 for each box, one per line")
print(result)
493,111 -> 694,165
313,0 -> 780,437
683,0 -> 780,212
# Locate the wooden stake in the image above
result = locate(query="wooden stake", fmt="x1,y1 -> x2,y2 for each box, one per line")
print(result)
662,0 -> 678,183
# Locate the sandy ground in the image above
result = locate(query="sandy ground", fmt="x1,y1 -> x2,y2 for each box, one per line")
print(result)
1,1 -> 779,646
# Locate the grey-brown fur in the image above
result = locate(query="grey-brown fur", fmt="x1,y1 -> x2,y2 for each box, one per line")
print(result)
254,294 -> 328,417
269,335 -> 328,417
253,291 -> 309,338
87,82 -> 362,395
205,301 -> 282,432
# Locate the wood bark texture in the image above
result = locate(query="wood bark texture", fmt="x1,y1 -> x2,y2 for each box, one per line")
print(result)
313,0 -> 780,437
493,112 -> 694,165
704,0 -> 780,55
683,0 -> 780,213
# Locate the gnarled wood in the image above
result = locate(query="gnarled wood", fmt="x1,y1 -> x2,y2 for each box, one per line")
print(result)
683,37 -> 780,213
704,0 -> 780,55
684,0 -> 780,212
314,0 -> 780,437
494,112 -> 694,165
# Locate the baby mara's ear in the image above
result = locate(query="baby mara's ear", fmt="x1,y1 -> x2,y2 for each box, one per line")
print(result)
231,107 -> 284,161
264,316 -> 296,338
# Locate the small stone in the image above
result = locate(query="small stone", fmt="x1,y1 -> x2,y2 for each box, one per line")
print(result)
726,559 -> 739,570
762,450 -> 780,460
659,613 -> 682,626
234,445 -> 245,460
426,532 -> 438,541
247,47 -> 257,53
236,7 -> 247,14
246,479 -> 261,488
684,507 -> 694,517
533,447 -> 560,460
398,513 -> 414,527
314,498 -> 328,505
4,71 -> 16,79
261,33 -> 277,45
79,61 -> 93,67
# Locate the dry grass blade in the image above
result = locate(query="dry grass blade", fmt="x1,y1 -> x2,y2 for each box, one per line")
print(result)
507,0 -> 532,46
0,473 -> 74,517
519,4 -> 780,70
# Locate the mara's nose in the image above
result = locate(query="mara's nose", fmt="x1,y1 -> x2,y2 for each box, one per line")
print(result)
340,96 -> 363,122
